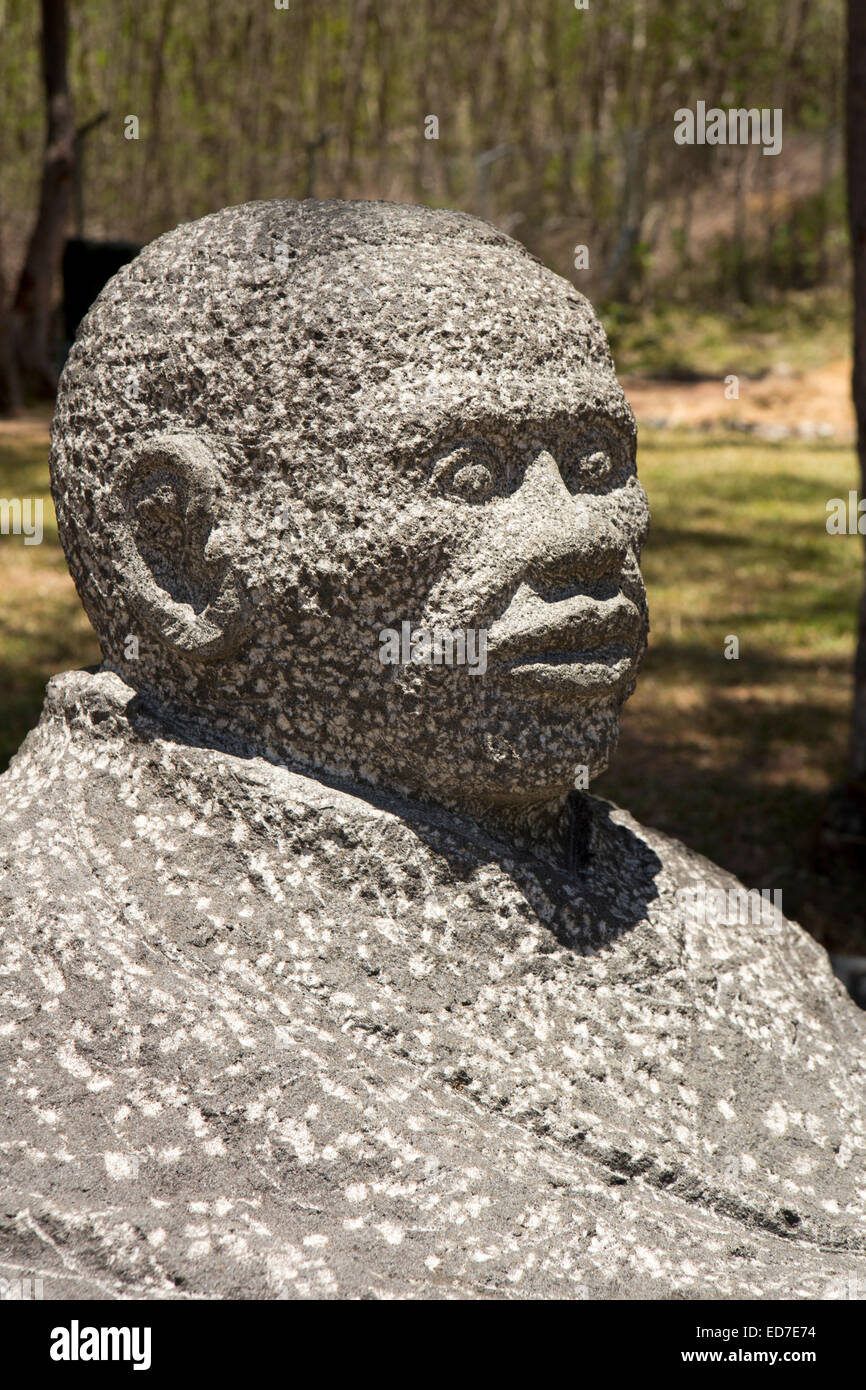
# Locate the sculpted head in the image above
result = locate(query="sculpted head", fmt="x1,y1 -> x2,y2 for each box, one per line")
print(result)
51,200 -> 649,821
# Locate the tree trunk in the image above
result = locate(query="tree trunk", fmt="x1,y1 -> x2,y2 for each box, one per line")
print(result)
0,203 -> 22,416
820,1 -> 866,861
334,0 -> 372,196
848,0 -> 866,784
12,0 -> 75,398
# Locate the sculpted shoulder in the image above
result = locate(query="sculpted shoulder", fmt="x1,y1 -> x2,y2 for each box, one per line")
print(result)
1,669 -> 863,1286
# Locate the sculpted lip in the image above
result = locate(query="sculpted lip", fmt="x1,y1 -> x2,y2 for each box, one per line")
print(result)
502,642 -> 636,693
486,593 -> 642,694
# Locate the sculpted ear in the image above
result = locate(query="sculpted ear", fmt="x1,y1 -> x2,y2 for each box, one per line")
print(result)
111,433 -> 250,661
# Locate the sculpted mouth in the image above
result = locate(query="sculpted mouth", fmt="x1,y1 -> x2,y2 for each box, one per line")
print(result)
487,593 -> 642,696
502,641 -> 636,694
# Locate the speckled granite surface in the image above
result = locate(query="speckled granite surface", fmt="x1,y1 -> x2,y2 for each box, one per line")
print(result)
1,669 -> 864,1299
2,200 -> 864,1298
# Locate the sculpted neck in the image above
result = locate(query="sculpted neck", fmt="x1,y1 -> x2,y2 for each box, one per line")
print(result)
435,787 -> 592,873
86,665 -> 596,875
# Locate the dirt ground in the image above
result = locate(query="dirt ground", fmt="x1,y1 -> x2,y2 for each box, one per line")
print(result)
623,358 -> 855,440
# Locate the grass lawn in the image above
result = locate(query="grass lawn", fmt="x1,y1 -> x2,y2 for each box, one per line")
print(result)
1,412 -> 863,952
0,409 -> 101,772
595,428 -> 864,954
603,287 -> 852,379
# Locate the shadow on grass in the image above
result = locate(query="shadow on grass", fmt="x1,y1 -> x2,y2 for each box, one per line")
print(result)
597,640 -> 862,952
642,639 -> 852,675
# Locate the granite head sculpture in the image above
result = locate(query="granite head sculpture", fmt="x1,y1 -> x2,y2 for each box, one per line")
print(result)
21,203 -> 866,1300
51,200 -> 649,824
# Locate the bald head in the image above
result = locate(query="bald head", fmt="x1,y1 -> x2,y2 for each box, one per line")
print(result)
50,199 -> 649,816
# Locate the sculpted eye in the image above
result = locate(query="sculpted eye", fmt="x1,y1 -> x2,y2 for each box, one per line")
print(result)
451,463 -> 493,499
577,448 -> 612,481
431,442 -> 499,502
563,437 -> 625,492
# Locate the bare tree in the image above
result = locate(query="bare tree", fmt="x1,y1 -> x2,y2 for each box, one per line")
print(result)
823,0 -> 866,854
0,201 -> 21,416
12,0 -> 75,398
847,0 -> 866,779
334,0 -> 373,194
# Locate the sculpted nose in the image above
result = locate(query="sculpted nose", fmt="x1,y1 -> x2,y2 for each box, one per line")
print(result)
514,449 -> 627,587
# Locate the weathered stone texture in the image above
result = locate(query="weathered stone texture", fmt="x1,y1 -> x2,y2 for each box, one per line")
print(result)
1,201 -> 864,1298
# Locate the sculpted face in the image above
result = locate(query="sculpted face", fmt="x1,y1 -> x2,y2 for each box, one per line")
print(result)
51,201 -> 649,821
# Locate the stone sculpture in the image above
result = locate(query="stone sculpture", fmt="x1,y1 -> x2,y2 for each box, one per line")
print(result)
1,200 -> 864,1299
